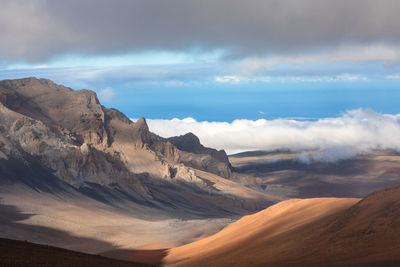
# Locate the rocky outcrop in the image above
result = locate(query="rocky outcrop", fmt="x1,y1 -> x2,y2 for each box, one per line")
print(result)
166,133 -> 232,178
0,77 -> 271,216
0,78 -> 191,184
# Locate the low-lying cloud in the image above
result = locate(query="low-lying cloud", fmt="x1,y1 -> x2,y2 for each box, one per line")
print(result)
141,109 -> 400,163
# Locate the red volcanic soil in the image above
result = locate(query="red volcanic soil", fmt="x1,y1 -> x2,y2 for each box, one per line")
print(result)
164,185 -> 400,267
0,237 -> 153,267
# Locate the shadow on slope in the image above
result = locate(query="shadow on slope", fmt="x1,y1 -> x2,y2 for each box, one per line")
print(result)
0,202 -> 123,255
0,157 -> 71,195
0,153 -> 271,220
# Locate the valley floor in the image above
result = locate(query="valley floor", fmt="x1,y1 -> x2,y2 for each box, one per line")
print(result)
0,183 -> 234,255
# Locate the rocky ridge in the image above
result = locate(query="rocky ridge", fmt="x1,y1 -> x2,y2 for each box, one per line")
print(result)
0,77 -> 272,216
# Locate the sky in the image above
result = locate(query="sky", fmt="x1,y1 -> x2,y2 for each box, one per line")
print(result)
1,0 -> 400,159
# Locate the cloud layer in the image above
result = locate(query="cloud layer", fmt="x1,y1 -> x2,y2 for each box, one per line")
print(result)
2,0 -> 400,62
142,109 -> 400,163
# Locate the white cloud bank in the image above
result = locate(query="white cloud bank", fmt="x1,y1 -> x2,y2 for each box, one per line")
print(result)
141,109 -> 400,163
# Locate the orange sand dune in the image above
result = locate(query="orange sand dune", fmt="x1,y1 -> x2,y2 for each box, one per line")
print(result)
165,197 -> 359,266
164,185 -> 400,267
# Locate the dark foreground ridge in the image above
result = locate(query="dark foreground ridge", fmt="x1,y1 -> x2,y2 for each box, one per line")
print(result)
0,237 -> 154,267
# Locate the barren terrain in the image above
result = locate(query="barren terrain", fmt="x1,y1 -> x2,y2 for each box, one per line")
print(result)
230,150 -> 400,199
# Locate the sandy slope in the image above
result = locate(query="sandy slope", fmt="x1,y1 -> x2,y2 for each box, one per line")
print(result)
164,185 -> 400,267
165,197 -> 359,266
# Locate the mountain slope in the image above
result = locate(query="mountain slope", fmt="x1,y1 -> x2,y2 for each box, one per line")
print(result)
165,185 -> 400,267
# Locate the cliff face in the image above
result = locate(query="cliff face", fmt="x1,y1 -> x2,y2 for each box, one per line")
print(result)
0,79 -> 147,196
0,78 -> 214,182
0,78 -> 272,216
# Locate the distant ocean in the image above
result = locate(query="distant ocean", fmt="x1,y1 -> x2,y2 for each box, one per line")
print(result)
118,81 -> 400,122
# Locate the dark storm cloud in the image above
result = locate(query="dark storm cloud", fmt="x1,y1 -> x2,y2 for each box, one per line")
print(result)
1,0 -> 400,62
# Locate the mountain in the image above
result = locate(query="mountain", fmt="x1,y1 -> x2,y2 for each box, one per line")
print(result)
0,77 -> 276,216
163,185 -> 400,266
0,77 -> 280,255
5,77 -> 399,267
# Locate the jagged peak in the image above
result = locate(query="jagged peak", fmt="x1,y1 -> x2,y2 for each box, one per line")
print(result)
135,117 -> 149,131
169,132 -> 201,144
167,132 -> 204,153
182,132 -> 200,141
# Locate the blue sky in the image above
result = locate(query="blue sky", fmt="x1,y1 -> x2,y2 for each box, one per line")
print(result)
1,0 -> 400,122
1,59 -> 399,121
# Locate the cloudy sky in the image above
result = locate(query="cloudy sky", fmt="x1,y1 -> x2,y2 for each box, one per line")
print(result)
1,0 -> 400,158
